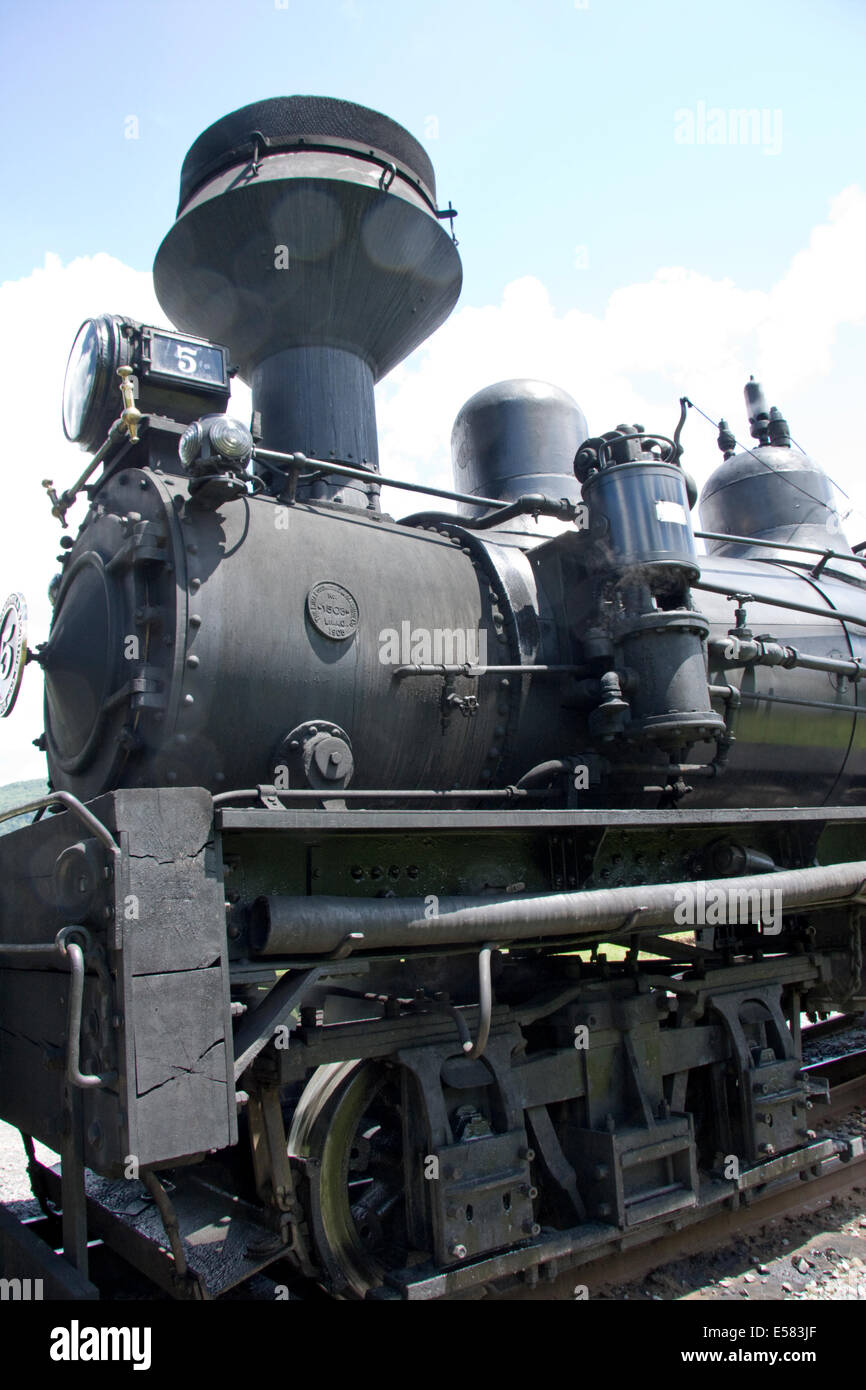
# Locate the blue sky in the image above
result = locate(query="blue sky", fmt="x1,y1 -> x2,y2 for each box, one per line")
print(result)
2,0 -> 864,311
0,0 -> 864,781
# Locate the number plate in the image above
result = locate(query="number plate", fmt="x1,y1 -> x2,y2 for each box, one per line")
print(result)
148,332 -> 228,388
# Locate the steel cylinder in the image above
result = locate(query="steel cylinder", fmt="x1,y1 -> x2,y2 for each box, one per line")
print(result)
451,379 -> 587,510
249,858 -> 866,955
583,461 -> 698,578
43,466 -> 518,800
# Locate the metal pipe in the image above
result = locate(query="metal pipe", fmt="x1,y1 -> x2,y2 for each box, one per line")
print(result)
735,691 -> 866,716
254,447 -> 505,511
695,530 -> 866,567
786,650 -> 865,677
691,578 -> 866,631
141,1170 -> 192,1285
611,762 -> 717,776
393,664 -> 587,679
250,858 -> 866,956
402,496 -> 580,529
62,941 -> 117,1090
0,940 -> 68,958
707,635 -> 866,680
213,786 -> 544,807
46,419 -> 128,524
516,760 -> 572,789
0,790 -> 120,858
466,946 -> 494,1059
452,496 -> 577,528
0,927 -> 116,1088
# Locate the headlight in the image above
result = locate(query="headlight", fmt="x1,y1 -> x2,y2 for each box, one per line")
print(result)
62,316 -> 124,450
62,318 -> 99,443
210,416 -> 253,462
62,314 -> 231,453
179,420 -> 204,468
178,415 -> 253,473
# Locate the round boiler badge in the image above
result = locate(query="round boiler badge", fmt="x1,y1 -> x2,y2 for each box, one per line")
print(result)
0,592 -> 28,718
306,582 -> 359,641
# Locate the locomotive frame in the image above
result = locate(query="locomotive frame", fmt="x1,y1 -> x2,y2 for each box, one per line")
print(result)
1,94 -> 866,1301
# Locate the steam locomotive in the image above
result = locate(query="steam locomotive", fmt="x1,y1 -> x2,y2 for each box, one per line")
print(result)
1,95 -> 865,1301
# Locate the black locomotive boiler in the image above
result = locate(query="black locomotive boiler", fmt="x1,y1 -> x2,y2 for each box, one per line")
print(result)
1,95 -> 865,1300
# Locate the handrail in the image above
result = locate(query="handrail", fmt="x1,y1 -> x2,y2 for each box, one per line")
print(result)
0,790 -> 120,858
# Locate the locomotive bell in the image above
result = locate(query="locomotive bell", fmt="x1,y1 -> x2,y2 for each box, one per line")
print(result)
154,96 -> 462,507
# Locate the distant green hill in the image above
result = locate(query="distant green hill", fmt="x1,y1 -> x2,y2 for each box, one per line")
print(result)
0,778 -> 50,836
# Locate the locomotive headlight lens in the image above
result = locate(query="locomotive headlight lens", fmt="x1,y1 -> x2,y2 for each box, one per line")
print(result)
209,416 -> 253,462
62,321 -> 100,442
179,420 -> 203,468
62,315 -> 124,448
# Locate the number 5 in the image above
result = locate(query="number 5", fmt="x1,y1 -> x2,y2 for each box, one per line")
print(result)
176,345 -> 198,374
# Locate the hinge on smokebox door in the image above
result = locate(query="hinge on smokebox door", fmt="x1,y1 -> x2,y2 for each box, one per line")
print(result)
129,664 -> 168,711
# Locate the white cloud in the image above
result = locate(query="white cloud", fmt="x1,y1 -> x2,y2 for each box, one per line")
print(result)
377,184 -> 866,524
1,188 -> 864,785
761,186 -> 866,383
